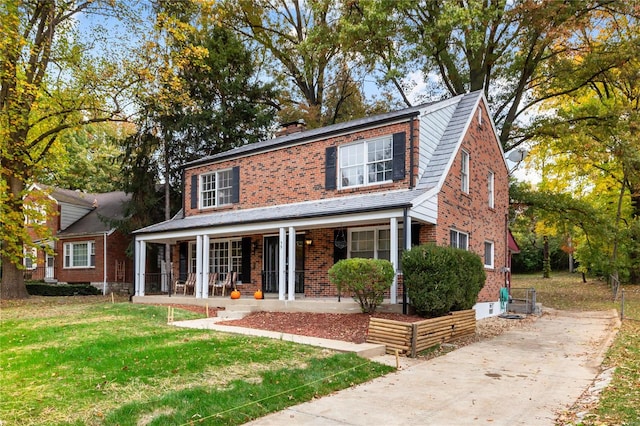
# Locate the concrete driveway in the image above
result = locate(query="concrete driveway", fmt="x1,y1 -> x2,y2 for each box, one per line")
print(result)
246,309 -> 620,426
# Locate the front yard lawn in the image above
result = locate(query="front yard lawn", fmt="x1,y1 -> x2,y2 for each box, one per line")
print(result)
0,297 -> 392,425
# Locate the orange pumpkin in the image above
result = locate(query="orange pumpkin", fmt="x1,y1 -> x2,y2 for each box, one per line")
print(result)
230,289 -> 241,299
254,290 -> 263,300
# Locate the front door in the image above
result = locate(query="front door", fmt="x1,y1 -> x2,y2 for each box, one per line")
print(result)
263,235 -> 305,294
45,253 -> 55,281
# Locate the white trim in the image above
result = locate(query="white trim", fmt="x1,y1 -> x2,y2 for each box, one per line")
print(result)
390,217 -> 398,304
63,240 -> 96,268
278,228 -> 286,301
288,226 -> 296,301
199,168 -> 233,210
135,209 -> 408,243
338,135 -> 393,189
461,150 -> 470,194
484,240 -> 495,269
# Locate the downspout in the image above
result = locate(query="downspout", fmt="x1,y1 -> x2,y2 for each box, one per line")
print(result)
103,231 -> 108,295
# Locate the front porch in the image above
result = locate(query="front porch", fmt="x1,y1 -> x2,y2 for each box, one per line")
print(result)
133,293 -> 405,315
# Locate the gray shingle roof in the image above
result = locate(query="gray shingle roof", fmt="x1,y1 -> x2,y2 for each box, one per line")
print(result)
417,92 -> 481,189
184,103 -> 429,168
134,190 -> 422,234
57,191 -> 130,237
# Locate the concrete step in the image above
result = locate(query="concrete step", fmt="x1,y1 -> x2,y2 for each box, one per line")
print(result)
217,310 -> 251,320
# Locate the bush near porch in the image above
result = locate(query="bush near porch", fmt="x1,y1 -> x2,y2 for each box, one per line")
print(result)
328,258 -> 394,314
402,244 -> 486,317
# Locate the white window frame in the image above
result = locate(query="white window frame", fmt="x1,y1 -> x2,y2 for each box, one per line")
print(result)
200,169 -> 233,209
63,241 -> 95,268
208,238 -> 242,282
348,225 -> 404,264
339,136 -> 393,189
450,229 -> 469,250
24,247 -> 37,270
484,240 -> 495,269
488,171 -> 495,208
461,150 -> 469,193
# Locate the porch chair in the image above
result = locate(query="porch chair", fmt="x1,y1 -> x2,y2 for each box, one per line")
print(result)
207,273 -> 221,297
222,271 -> 237,295
174,273 -> 196,296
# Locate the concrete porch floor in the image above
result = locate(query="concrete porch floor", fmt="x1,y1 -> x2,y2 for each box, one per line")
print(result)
132,294 -> 405,315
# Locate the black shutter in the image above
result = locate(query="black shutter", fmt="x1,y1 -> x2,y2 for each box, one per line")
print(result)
325,146 -> 337,190
241,237 -> 252,283
190,174 -> 198,209
333,229 -> 348,264
392,132 -> 406,181
179,242 -> 188,282
231,166 -> 240,203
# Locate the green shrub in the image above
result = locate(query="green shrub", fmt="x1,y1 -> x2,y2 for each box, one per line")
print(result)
328,258 -> 395,314
402,244 -> 485,317
26,283 -> 102,296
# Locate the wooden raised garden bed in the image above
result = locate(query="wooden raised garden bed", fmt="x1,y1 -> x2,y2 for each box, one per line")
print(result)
367,309 -> 476,357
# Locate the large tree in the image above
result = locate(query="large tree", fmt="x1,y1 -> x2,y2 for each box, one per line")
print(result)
343,0 -> 634,150
524,12 -> 640,283
121,1 -> 278,230
0,1 -> 135,299
222,0 -> 376,128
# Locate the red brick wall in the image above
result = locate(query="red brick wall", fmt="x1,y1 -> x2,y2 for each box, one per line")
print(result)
184,121 -> 415,217
434,105 -> 509,302
56,232 -> 133,284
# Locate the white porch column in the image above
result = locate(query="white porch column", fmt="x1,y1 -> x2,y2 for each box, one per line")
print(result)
135,239 -> 146,296
404,215 -> 412,249
278,227 -> 286,300
201,235 -> 210,298
288,226 -> 296,301
195,235 -> 204,298
390,217 -> 399,304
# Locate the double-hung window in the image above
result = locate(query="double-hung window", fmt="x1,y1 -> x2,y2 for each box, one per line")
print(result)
340,136 -> 393,188
450,230 -> 469,250
461,150 -> 469,193
24,247 -> 37,270
349,226 -> 404,268
200,169 -> 233,209
484,241 -> 495,268
64,241 -> 95,268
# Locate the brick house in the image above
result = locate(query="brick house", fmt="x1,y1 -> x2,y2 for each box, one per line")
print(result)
24,184 -> 133,294
133,91 -> 509,318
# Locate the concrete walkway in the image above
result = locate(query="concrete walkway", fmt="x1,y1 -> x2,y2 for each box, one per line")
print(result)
240,309 -> 620,426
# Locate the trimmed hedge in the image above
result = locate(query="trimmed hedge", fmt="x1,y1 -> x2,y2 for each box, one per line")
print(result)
402,244 -> 486,317
26,283 -> 102,296
328,258 -> 395,314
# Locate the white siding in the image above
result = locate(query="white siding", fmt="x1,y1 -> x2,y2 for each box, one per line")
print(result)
417,104 -> 458,181
411,194 -> 438,224
60,203 -> 92,230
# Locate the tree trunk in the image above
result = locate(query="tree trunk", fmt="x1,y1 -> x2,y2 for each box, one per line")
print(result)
1,175 -> 29,299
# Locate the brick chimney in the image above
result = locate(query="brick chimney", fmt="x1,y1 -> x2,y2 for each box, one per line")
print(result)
275,119 -> 306,137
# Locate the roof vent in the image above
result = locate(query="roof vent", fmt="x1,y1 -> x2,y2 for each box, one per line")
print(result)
275,119 -> 306,137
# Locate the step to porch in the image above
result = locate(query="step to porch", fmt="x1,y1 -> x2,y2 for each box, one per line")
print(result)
216,304 -> 258,320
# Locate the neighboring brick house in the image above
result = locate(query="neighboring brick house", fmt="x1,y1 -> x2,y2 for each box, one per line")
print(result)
24,184 -> 133,294
133,91 -> 509,318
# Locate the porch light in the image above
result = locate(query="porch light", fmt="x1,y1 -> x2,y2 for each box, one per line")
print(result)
305,237 -> 313,246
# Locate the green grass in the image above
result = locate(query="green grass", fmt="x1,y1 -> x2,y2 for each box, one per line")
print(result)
512,273 -> 640,425
0,297 -> 393,426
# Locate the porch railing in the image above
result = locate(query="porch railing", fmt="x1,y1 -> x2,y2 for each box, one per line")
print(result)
23,267 -> 54,282
143,272 -> 174,295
